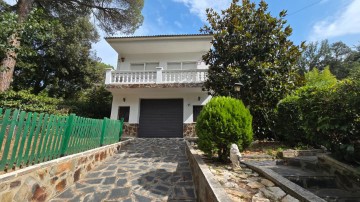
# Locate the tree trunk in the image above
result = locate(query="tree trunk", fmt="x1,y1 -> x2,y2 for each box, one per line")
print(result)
0,0 -> 33,92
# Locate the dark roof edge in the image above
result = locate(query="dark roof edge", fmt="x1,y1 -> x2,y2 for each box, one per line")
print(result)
105,34 -> 213,40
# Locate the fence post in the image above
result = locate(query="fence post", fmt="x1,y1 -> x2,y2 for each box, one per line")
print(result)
100,118 -> 108,146
61,114 -> 75,157
119,118 -> 124,141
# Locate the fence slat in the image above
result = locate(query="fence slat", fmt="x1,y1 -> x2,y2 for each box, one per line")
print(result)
16,112 -> 33,167
8,111 -> 26,169
33,114 -> 49,164
28,113 -> 44,164
0,109 -> 19,170
61,114 -> 75,156
0,109 -> 12,153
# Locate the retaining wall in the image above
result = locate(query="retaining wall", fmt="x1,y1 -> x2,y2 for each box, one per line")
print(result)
185,141 -> 231,202
0,139 -> 133,202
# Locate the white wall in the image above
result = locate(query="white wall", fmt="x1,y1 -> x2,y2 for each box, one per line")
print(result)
116,52 -> 208,70
110,90 -> 211,123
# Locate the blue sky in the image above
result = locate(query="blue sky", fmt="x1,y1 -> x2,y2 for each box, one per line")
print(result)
95,0 -> 360,67
5,0 -> 360,67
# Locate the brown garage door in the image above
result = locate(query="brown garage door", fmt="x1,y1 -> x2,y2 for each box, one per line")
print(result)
138,99 -> 183,138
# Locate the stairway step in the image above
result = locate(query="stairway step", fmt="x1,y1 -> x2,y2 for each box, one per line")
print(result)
267,165 -> 329,177
309,188 -> 360,202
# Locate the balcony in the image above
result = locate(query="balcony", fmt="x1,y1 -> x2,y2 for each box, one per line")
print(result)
105,67 -> 208,85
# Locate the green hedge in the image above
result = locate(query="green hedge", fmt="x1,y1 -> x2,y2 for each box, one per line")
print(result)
275,68 -> 360,163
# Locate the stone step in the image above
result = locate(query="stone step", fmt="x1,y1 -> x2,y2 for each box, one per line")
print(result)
267,165 -> 330,178
287,175 -> 338,189
308,188 -> 360,202
280,156 -> 319,171
282,149 -> 326,158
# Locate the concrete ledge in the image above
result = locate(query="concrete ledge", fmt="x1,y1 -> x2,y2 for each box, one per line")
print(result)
242,161 -> 326,202
185,141 -> 232,202
0,139 -> 134,202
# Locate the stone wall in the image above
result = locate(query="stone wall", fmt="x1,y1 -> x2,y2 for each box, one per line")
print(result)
183,123 -> 196,138
185,141 -> 231,202
0,139 -> 133,202
122,123 -> 139,137
122,123 -> 197,138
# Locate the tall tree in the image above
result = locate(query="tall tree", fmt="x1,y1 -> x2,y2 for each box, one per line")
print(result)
11,8 -> 102,98
0,0 -> 144,91
201,0 -> 304,138
299,40 -> 356,79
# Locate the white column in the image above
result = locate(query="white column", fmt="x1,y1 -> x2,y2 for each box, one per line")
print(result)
156,67 -> 163,83
105,68 -> 113,84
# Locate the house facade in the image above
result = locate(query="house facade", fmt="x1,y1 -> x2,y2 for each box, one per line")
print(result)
104,34 -> 213,138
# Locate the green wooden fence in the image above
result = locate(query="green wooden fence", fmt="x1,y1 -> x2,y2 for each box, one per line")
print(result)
0,108 -> 124,172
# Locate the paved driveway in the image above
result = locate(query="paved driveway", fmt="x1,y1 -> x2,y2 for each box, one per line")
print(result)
50,138 -> 196,202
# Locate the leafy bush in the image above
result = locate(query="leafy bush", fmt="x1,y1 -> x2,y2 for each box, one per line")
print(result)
195,96 -> 253,162
64,86 -> 112,118
0,90 -> 66,114
275,67 -> 360,163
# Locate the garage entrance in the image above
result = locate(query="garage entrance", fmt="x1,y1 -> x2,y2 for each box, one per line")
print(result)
138,99 -> 183,138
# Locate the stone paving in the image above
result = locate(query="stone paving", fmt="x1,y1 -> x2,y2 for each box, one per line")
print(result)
50,138 -> 196,202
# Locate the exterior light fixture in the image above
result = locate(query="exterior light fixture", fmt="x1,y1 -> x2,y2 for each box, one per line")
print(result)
234,82 -> 243,92
121,57 -> 125,62
123,98 -> 126,102
198,96 -> 201,101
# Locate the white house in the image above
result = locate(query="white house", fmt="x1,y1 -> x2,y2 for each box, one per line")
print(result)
104,34 -> 213,138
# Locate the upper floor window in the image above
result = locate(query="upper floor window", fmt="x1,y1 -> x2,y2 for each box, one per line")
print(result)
167,62 -> 197,70
130,63 -> 159,71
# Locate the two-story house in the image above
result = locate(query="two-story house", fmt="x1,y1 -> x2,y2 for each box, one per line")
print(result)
104,34 -> 213,138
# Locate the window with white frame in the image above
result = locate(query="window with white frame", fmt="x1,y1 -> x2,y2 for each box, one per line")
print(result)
166,62 -> 197,70
130,63 -> 159,71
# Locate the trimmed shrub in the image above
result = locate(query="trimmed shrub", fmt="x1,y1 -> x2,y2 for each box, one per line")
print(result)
195,96 -> 253,162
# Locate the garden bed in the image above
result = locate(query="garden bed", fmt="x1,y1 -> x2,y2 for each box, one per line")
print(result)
186,140 -> 300,202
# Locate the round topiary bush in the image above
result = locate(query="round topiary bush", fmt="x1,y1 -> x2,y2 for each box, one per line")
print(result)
196,96 -> 253,162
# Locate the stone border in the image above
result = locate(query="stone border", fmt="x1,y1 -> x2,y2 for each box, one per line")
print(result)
242,161 -> 326,202
0,139 -> 134,202
185,141 -> 232,202
317,154 -> 360,190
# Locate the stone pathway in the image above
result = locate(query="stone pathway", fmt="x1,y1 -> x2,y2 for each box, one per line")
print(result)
50,138 -> 196,202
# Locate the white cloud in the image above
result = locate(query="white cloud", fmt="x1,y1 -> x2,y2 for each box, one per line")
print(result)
174,21 -> 183,28
309,0 -> 360,41
173,0 -> 232,22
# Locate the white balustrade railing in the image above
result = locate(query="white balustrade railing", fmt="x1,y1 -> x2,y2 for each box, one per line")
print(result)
111,70 -> 156,84
105,68 -> 208,84
162,69 -> 208,83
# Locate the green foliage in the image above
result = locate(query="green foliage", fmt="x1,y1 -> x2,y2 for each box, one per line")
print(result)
0,8 -> 19,69
201,0 -> 303,139
298,40 -> 359,79
195,97 -> 253,162
0,90 -> 66,114
275,68 -> 360,163
64,86 -> 112,119
304,66 -> 337,88
11,9 -> 104,98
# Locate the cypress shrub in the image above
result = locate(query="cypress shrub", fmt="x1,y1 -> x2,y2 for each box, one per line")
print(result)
195,96 -> 253,162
